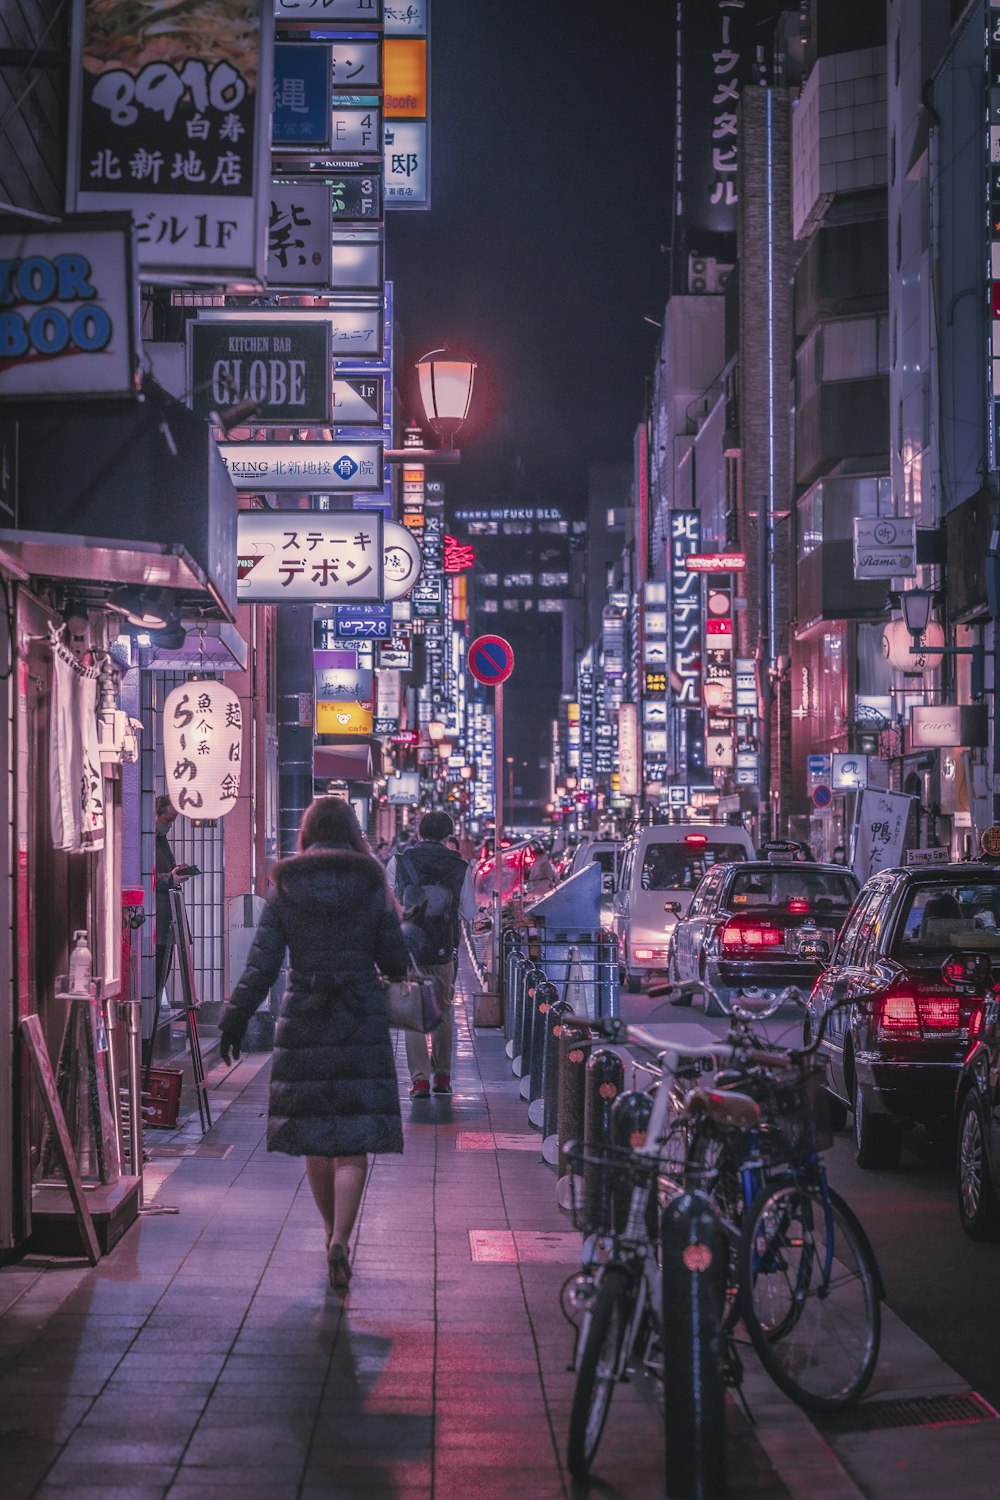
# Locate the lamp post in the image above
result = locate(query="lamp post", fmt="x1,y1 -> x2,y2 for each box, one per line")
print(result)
384,351 -> 478,462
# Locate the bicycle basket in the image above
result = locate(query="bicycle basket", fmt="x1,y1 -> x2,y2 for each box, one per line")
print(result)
752,1060 -> 834,1163
562,1139 -> 663,1237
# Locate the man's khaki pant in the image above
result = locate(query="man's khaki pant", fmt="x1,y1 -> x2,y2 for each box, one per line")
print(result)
405,958 -> 457,1081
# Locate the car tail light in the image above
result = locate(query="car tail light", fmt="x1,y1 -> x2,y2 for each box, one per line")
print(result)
876,985 -> 963,1039
970,1005 -> 985,1041
720,920 -> 783,953
787,899 -> 810,914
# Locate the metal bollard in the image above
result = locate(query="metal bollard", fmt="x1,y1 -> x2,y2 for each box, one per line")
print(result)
526,980 -> 558,1113
555,1020 -> 592,1210
513,965 -> 542,1078
506,955 -> 529,1058
609,1090 -> 654,1236
660,1190 -> 728,1500
539,999 -> 574,1159
502,928 -> 522,1015
581,1048 -> 626,1235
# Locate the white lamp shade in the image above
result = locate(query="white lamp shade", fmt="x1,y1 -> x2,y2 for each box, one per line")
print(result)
417,355 -> 476,429
163,680 -> 243,819
882,616 -> 944,673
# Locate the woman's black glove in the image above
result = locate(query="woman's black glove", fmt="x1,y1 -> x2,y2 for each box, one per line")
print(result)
218,1009 -> 248,1066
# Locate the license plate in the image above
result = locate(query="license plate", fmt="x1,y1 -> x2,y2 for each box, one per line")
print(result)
788,927 -> 833,954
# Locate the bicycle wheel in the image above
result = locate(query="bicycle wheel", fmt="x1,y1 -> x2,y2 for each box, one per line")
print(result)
567,1265 -> 633,1479
738,1176 -> 881,1411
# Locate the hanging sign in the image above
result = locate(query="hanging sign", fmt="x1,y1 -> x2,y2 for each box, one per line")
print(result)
316,700 -> 373,735
385,0 -> 426,32
853,517 -> 917,580
236,511 -> 383,603
853,789 -> 913,883
163,681 -> 243,820
314,666 -> 373,704
378,632 -> 412,669
272,173 -> 382,234
67,0 -> 273,281
670,510 -> 703,705
384,120 -> 429,206
334,603 -> 392,638
0,220 -> 140,399
272,44 -> 332,146
617,702 -> 640,797
189,318 -> 331,424
218,441 -> 384,492
382,521 -> 423,600
332,375 -> 383,424
196,302 -> 383,360
266,179 -> 333,286
276,0 -> 383,19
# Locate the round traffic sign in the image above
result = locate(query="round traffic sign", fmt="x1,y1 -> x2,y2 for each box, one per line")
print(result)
468,634 -> 514,686
812,784 -> 833,809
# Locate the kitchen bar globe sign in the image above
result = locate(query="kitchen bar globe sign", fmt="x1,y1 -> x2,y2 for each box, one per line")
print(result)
467,635 -> 514,687
188,318 -> 331,424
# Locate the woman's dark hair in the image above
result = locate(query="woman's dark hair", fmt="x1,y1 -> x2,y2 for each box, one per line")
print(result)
298,796 -> 368,854
155,794 -> 174,817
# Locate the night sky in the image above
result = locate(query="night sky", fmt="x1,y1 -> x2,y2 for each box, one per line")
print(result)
388,1 -> 674,514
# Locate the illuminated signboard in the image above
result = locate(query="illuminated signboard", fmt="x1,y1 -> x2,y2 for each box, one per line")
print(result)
670,511 -> 702,705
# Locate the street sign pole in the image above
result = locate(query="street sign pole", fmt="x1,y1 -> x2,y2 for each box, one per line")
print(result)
493,681 -> 504,986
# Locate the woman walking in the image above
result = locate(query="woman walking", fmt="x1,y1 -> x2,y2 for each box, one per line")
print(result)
217,797 -> 410,1291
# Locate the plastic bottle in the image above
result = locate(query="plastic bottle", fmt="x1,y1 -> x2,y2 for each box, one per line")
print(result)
68,930 -> 92,994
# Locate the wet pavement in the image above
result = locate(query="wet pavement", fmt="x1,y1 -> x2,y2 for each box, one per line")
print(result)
1,953 -> 997,1498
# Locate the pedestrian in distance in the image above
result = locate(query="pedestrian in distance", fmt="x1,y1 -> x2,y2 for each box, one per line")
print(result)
386,810 -> 477,1099
217,797 -> 410,1292
831,844 -> 848,866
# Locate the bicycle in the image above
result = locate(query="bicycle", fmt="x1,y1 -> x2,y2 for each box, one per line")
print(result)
561,999 -> 883,1480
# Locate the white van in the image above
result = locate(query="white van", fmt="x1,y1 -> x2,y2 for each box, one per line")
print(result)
612,824 -> 755,992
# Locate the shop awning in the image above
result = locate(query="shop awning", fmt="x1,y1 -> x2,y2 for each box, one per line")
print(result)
6,378 -> 237,620
315,744 -> 374,783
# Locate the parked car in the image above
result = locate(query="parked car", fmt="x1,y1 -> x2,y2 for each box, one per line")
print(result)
953,955 -> 1000,1237
566,839 -> 622,921
612,823 -> 755,992
669,858 -> 858,1017
804,866 -> 1000,1169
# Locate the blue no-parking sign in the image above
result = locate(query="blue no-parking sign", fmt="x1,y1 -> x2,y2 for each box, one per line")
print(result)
467,635 -> 514,686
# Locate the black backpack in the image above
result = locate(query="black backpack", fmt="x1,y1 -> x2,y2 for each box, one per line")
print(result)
397,850 -> 458,965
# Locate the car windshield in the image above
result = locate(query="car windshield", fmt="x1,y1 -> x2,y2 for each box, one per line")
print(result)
896,881 -> 1000,954
640,842 -> 748,892
729,869 -> 857,912
588,849 -> 617,875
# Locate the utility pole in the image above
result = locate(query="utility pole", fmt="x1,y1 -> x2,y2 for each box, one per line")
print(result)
756,501 -> 772,845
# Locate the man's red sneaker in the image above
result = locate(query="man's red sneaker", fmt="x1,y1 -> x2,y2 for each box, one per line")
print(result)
432,1074 -> 452,1094
410,1078 -> 430,1098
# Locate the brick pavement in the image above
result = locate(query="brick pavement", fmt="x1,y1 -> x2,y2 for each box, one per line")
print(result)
0,956 -> 790,1500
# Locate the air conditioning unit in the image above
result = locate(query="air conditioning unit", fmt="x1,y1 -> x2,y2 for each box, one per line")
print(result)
688,254 -> 718,293
688,255 -> 734,295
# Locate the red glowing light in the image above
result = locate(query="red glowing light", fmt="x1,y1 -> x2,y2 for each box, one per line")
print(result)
444,535 -> 476,573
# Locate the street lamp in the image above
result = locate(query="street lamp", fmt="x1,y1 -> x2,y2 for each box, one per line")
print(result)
427,720 -> 446,744
416,349 -> 477,446
900,589 -> 934,640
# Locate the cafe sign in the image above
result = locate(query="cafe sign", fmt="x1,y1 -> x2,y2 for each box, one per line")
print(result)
188,317 -> 332,424
0,219 -> 140,399
67,0 -> 273,281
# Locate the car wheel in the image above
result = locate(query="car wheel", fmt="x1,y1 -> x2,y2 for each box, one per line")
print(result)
957,1093 -> 1000,1240
625,972 -> 642,994
853,1076 -> 902,1169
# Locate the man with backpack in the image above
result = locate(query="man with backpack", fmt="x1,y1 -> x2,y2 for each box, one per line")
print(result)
386,810 -> 477,1097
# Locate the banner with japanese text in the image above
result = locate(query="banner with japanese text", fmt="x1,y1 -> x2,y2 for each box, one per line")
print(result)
67,0 -> 273,280
853,789 -> 913,884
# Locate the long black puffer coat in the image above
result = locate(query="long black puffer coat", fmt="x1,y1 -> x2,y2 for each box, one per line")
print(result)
222,842 -> 410,1157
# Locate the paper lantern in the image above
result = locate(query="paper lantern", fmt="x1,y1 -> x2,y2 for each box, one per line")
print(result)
163,680 -> 242,820
881,617 -> 944,673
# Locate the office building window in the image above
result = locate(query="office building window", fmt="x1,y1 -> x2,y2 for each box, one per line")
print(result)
539,571 -> 569,589
468,521 -> 497,536
502,521 -> 531,535
503,572 -> 533,588
479,572 -> 498,587
480,598 -> 498,613
538,519 -> 568,534
502,598 -> 521,611
538,599 -> 562,613
797,475 -> 892,561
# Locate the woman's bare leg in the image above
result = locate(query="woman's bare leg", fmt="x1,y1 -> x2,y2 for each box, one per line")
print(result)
331,1154 -> 368,1251
304,1155 -> 337,1242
